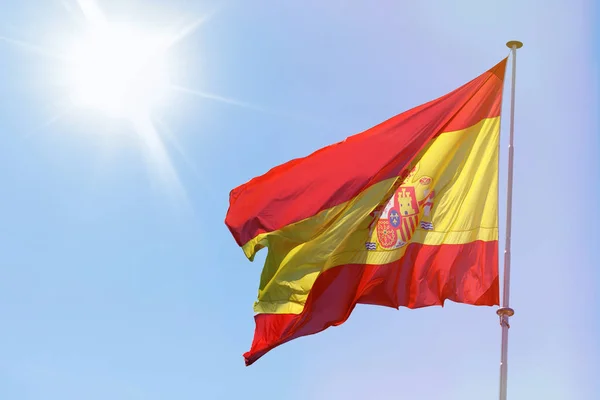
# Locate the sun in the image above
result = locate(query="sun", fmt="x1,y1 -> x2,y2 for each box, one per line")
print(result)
2,0 -> 241,200
67,22 -> 170,118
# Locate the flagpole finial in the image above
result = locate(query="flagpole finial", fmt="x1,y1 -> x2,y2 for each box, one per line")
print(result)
506,40 -> 523,49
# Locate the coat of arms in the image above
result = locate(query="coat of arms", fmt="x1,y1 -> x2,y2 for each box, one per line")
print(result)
366,165 -> 435,251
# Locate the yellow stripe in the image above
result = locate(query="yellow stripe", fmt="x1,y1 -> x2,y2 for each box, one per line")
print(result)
249,117 -> 500,315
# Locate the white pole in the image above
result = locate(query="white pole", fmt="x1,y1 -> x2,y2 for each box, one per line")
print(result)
497,40 -> 522,400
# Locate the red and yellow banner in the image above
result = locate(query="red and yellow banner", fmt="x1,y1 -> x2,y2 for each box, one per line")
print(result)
225,59 -> 507,366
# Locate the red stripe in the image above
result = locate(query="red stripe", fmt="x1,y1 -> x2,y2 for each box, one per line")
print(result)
401,219 -> 411,242
226,60 -> 507,247
243,240 -> 498,366
408,216 -> 416,232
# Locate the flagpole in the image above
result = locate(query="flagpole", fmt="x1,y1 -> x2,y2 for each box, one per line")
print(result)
497,40 -> 522,400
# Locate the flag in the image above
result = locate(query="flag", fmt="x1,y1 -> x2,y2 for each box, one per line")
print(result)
225,59 -> 507,366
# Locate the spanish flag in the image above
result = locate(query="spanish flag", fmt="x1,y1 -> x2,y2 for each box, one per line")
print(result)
226,59 -> 507,366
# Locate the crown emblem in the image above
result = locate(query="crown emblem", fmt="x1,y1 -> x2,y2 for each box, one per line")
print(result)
397,188 -> 417,217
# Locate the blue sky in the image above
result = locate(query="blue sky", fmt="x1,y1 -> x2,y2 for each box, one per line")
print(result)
0,1 -> 597,399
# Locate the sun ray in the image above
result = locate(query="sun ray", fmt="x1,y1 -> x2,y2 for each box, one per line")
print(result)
154,118 -> 218,204
0,36 -> 67,61
169,84 -> 264,112
60,0 -> 87,28
154,118 -> 200,177
26,104 -> 76,138
165,12 -> 216,50
170,84 -> 327,127
76,0 -> 106,25
130,113 -> 189,205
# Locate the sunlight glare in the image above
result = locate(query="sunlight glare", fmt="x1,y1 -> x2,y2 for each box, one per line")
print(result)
68,24 -> 170,117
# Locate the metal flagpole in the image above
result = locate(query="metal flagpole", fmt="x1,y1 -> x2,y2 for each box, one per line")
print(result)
497,39 -> 523,400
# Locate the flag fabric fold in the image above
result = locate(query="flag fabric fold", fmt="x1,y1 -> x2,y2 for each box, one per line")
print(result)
225,59 -> 507,366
